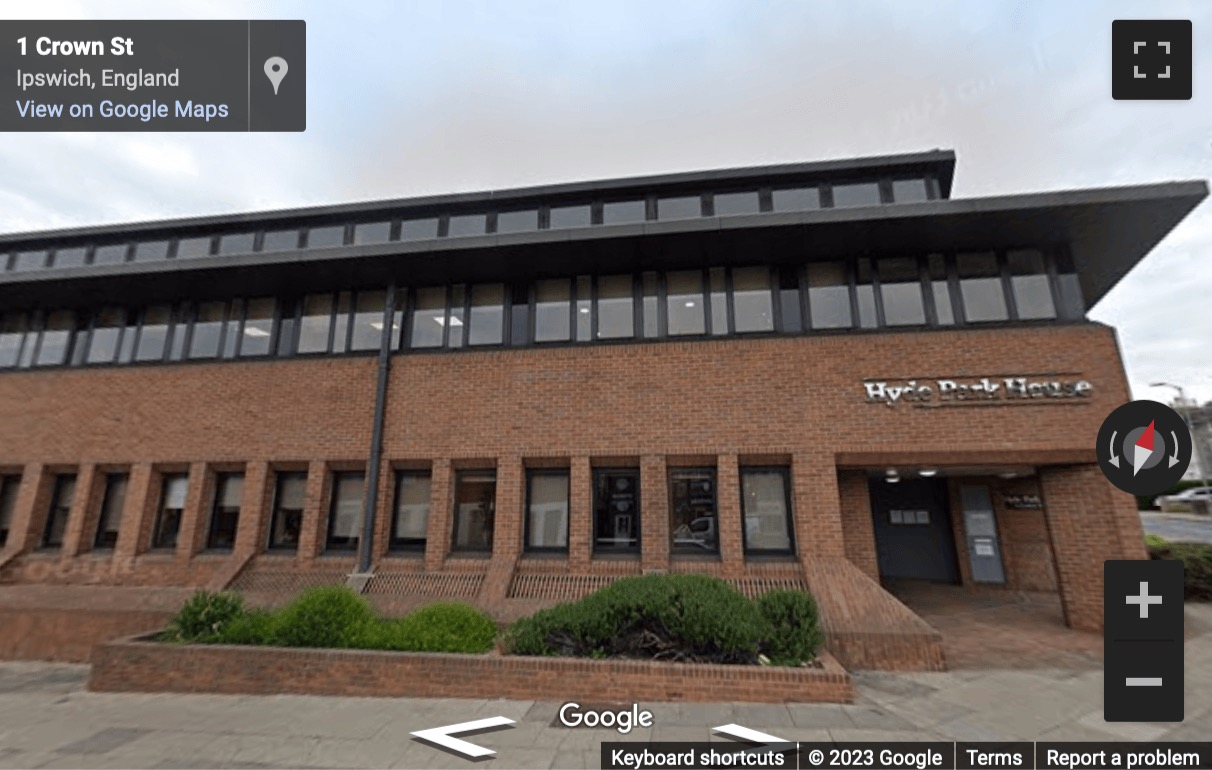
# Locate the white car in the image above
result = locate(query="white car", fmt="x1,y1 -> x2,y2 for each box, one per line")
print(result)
1154,487 -> 1212,507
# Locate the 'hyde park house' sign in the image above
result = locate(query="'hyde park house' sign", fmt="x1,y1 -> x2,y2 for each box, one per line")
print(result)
864,376 -> 1094,407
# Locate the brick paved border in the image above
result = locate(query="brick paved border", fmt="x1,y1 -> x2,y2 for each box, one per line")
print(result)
88,635 -> 853,703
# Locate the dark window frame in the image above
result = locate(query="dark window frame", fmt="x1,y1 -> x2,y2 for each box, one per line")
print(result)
739,466 -> 796,557
206,471 -> 244,552
523,468 -> 571,554
592,467 -> 641,555
668,466 -> 720,556
389,469 -> 432,553
151,472 -> 189,552
93,472 -> 129,550
41,473 -> 77,550
449,469 -> 497,554
267,470 -> 307,551
0,473 -> 21,547
325,470 -> 365,552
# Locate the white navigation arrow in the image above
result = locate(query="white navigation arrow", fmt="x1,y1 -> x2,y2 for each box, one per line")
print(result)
1168,431 -> 1181,468
1109,430 -> 1121,468
712,723 -> 795,753
411,716 -> 516,759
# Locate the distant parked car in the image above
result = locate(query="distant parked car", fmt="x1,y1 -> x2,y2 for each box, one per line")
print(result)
1154,487 -> 1212,508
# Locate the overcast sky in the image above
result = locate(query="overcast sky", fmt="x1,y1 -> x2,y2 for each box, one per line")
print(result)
4,0 -> 1211,402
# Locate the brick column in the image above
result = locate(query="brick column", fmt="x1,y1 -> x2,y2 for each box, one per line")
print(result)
372,463 -> 397,563
60,463 -> 99,559
716,455 -> 744,577
297,460 -> 328,562
492,457 -> 522,562
2,463 -> 50,555
425,460 -> 452,570
640,455 -> 668,572
115,464 -> 154,565
793,452 -> 847,562
177,463 -> 211,560
569,457 -> 592,569
1039,464 -> 1135,632
233,462 -> 270,558
837,469 -> 879,581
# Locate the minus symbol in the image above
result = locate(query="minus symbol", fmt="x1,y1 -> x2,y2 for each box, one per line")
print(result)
1125,677 -> 1163,686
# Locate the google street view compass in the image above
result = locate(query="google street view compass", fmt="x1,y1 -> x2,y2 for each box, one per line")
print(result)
1097,400 -> 1192,495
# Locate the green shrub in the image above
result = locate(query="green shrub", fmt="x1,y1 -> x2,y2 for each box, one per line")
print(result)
215,608 -> 279,645
1144,534 -> 1169,548
374,602 -> 497,653
271,585 -> 376,649
756,590 -> 824,665
164,590 -> 246,643
506,574 -> 771,664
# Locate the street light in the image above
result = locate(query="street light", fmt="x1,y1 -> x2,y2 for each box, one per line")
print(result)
1151,381 -> 1212,494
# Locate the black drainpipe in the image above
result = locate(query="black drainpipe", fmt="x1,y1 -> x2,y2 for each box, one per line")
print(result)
357,283 -> 396,575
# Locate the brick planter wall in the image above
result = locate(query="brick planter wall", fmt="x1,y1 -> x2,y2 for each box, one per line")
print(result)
89,636 -> 853,704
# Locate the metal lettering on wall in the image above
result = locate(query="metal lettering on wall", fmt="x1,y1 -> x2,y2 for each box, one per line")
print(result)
863,376 -> 1093,408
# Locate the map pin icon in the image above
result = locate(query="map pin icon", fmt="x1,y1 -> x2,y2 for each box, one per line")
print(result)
264,56 -> 288,95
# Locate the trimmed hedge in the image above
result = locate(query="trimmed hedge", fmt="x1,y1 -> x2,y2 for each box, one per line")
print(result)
165,587 -> 497,653
1148,539 -> 1212,601
506,574 -> 824,666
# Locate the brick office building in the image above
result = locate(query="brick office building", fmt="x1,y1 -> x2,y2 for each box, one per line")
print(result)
0,150 -> 1204,668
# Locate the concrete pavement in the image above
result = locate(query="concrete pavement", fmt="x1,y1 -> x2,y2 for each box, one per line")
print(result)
1,605 -> 1210,769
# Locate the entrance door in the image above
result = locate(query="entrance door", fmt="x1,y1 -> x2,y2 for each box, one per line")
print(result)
868,477 -> 960,583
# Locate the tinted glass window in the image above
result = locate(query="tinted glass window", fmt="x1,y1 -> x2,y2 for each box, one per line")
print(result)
741,469 -> 793,553
261,230 -> 299,251
221,304 -> 240,359
136,305 -> 172,362
713,192 -> 760,216
0,475 -> 18,547
350,291 -> 385,351
602,200 -> 646,225
451,470 -> 496,552
892,179 -> 930,203
268,472 -> 307,550
36,310 -> 74,366
448,285 -> 467,348
658,196 -> 701,220
832,182 -> 881,208
400,218 -> 440,240
0,313 -> 29,368
534,279 -> 571,342
928,254 -> 955,326
94,473 -> 128,549
597,274 -> 634,339
549,205 -> 591,229
669,468 -> 717,554
642,272 -> 659,339
241,298 -> 275,356
1055,252 -> 1085,320
526,471 -> 570,551
353,221 -> 392,245
856,259 -> 878,328
153,474 -> 188,550
468,284 -> 505,346
879,258 -> 926,326
709,267 -> 728,336
772,187 -> 819,212
666,270 -> 705,336
1008,249 -> 1056,320
218,233 -> 255,255
326,472 -> 364,551
575,276 -> 591,342
297,294 -> 333,354
175,237 -> 212,259
733,266 -> 774,333
92,244 -> 128,265
13,250 -> 47,271
53,247 -> 87,268
207,473 -> 244,550
87,307 -> 126,364
807,262 -> 851,329
133,241 -> 169,262
43,475 -> 76,549
593,469 -> 640,553
447,214 -> 487,237
392,472 -> 431,550
958,252 -> 1009,322
308,226 -> 345,249
495,210 -> 537,234
189,302 -> 226,358
331,292 -> 351,353
410,287 -> 446,348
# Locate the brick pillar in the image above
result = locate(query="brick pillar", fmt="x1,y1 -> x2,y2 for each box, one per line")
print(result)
717,455 -> 744,577
2,463 -> 50,555
793,452 -> 847,562
425,460 -> 452,570
640,455 -> 668,572
176,463 -> 211,560
837,469 -> 879,581
233,462 -> 270,558
569,457 -> 592,569
371,463 -> 398,563
1039,464 -> 1135,632
492,457 -> 522,562
297,460 -> 328,562
60,463 -> 99,559
114,464 -> 154,565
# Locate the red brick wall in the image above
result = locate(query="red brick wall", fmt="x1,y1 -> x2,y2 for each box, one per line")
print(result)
0,608 -> 170,662
89,636 -> 853,704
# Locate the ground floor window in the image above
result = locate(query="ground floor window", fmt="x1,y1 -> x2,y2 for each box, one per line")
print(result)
326,472 -> 364,551
42,474 -> 77,549
268,471 -> 306,550
451,470 -> 496,553
152,474 -> 188,550
669,468 -> 718,554
740,467 -> 795,555
391,470 -> 431,551
94,473 -> 128,549
525,469 -> 570,552
593,469 -> 640,554
207,472 -> 244,550
0,474 -> 19,547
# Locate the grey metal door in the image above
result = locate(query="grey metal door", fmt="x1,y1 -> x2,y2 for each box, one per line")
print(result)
868,478 -> 959,583
960,484 -> 1006,584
